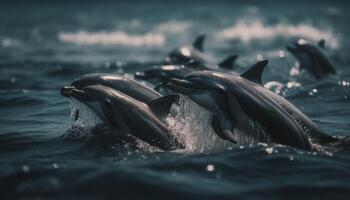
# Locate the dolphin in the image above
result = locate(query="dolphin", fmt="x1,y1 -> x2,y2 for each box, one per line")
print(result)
61,74 -> 163,126
286,39 -> 336,79
167,60 -> 338,150
63,85 -> 184,151
135,60 -> 239,93
165,34 -> 238,70
61,74 -> 162,103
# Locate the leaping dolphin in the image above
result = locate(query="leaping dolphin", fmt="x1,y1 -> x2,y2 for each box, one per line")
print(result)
63,85 -> 184,151
286,39 -> 336,79
165,34 -> 238,70
167,60 -> 338,150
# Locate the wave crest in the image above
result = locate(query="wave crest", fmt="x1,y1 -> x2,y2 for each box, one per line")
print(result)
58,31 -> 165,47
216,20 -> 339,48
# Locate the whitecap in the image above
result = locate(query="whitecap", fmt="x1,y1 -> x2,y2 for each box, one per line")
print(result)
215,20 -> 339,48
153,21 -> 191,34
58,31 -> 165,47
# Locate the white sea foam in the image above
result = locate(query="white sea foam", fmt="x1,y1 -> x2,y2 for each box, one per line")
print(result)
216,20 -> 339,48
167,96 -> 234,153
153,21 -> 191,34
58,31 -> 165,47
64,99 -> 103,139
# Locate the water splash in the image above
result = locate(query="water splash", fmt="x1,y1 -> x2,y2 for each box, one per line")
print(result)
63,99 -> 103,139
216,20 -> 339,48
167,96 -> 234,153
153,21 -> 191,34
58,31 -> 165,47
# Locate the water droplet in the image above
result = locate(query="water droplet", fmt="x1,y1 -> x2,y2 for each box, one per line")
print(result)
206,164 -> 215,172
52,163 -> 59,169
265,147 -> 273,154
286,81 -> 301,89
256,54 -> 264,60
309,88 -> 318,96
22,165 -> 30,173
278,50 -> 285,58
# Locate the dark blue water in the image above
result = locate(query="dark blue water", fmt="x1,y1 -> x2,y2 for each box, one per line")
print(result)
1,1 -> 350,199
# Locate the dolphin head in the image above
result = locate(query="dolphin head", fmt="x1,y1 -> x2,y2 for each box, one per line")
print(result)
286,39 -> 336,78
167,71 -> 230,113
286,39 -> 316,67
135,65 -> 187,82
165,46 -> 195,65
61,85 -> 116,125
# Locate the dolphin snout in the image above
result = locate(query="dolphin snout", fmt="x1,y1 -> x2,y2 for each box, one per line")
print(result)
61,86 -> 75,97
70,89 -> 94,102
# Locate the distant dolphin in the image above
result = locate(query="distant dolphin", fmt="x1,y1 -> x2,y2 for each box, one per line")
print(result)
165,34 -> 238,70
167,60 -> 338,150
286,39 -> 336,79
61,74 -> 162,103
63,85 -> 184,151
135,60 -> 239,92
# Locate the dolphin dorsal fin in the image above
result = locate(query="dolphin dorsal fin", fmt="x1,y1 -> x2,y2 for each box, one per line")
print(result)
218,54 -> 238,70
147,95 -> 180,120
240,60 -> 268,85
318,39 -> 325,49
192,34 -> 206,52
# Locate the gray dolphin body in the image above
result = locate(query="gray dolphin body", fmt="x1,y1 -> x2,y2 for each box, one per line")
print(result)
61,74 -> 162,103
135,61 -> 238,89
165,34 -> 238,70
286,39 -> 336,79
167,60 -> 337,150
64,85 -> 183,151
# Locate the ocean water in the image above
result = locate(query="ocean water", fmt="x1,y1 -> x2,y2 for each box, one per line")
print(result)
1,0 -> 350,199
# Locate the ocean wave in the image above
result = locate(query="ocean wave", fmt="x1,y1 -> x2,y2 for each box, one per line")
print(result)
215,20 -> 339,48
153,21 -> 191,34
58,31 -> 165,47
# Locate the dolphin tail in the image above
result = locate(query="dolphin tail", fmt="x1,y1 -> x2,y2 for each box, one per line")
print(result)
192,34 -> 206,52
218,54 -> 238,70
147,95 -> 180,121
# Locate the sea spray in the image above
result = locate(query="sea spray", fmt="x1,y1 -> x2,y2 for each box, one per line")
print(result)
167,95 -> 234,153
63,99 -> 103,140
